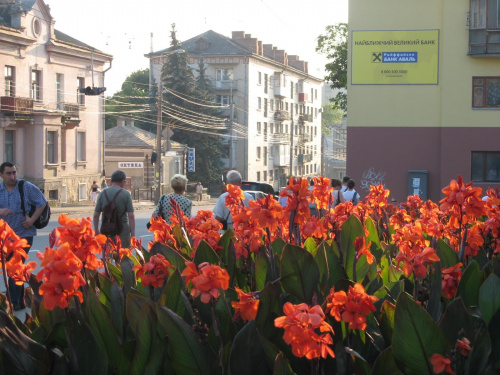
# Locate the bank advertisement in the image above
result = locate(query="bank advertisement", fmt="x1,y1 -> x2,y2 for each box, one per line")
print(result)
351,30 -> 439,85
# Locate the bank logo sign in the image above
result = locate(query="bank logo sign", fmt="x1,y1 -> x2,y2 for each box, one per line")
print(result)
352,30 -> 439,85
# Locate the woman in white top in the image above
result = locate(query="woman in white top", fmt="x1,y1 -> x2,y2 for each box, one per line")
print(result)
331,179 -> 346,208
342,179 -> 360,204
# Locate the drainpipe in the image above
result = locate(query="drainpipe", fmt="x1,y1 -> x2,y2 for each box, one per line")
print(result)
101,59 -> 112,176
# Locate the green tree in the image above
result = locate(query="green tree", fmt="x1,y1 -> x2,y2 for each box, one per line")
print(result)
317,23 -> 348,113
162,25 -> 226,184
321,103 -> 344,137
104,69 -> 155,132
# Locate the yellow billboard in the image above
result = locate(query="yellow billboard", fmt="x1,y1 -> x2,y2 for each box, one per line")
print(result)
351,30 -> 439,85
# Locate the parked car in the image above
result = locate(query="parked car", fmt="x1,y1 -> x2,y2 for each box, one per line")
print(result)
245,191 -> 267,201
241,181 -> 278,199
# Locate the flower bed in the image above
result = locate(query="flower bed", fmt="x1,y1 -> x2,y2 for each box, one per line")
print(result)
1,175 -> 499,374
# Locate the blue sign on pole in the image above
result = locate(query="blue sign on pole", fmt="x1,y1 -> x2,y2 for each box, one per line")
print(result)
188,148 -> 195,172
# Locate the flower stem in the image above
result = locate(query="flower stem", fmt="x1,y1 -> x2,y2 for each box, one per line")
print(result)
64,308 -> 79,373
211,300 -> 224,375
0,250 -> 14,312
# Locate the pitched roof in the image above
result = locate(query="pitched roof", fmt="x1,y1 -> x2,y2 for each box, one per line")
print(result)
151,30 -> 251,57
105,125 -> 156,149
54,29 -> 95,50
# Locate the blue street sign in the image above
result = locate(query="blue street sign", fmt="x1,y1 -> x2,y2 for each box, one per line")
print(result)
188,148 -> 195,172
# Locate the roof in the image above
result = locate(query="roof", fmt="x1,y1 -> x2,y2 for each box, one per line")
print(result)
151,30 -> 251,57
105,125 -> 156,149
54,29 -> 95,50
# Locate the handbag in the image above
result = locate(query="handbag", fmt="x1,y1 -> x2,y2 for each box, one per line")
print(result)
220,211 -> 229,230
18,180 -> 51,229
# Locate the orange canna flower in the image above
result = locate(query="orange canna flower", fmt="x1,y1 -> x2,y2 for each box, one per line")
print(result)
396,247 -> 440,278
246,194 -> 283,232
231,287 -> 260,322
456,337 -> 471,356
441,263 -> 462,299
301,216 -> 328,240
274,302 -> 334,360
147,216 -> 177,250
430,353 -> 454,374
133,254 -> 174,288
354,236 -> 374,264
186,210 -> 222,252
311,177 -> 333,211
181,261 -> 229,303
326,283 -> 377,331
5,251 -> 37,286
364,184 -> 390,217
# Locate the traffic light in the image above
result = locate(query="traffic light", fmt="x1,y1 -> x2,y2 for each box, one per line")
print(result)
78,86 -> 107,95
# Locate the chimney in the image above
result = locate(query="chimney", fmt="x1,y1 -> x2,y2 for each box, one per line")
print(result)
263,44 -> 274,59
232,31 -> 245,39
274,49 -> 288,65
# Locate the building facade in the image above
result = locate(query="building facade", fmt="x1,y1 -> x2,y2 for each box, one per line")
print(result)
149,30 -> 323,190
0,0 -> 112,204
347,0 -> 500,202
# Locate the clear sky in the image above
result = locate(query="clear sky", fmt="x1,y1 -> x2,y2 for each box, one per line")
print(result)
45,0 -> 348,95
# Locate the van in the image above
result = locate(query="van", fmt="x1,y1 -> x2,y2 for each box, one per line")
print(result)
241,181 -> 277,198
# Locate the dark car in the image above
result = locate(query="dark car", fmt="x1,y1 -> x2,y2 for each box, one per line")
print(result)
241,181 -> 278,198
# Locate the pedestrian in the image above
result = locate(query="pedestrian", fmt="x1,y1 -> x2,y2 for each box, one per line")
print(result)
93,170 -> 135,248
331,178 -> 346,208
213,170 -> 253,230
195,181 -> 203,201
101,179 -> 108,190
308,179 -> 318,217
89,180 -> 99,205
342,179 -> 360,204
151,174 -> 192,225
0,162 -> 48,310
341,176 -> 350,192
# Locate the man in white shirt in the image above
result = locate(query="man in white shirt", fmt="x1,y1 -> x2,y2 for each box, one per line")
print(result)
213,170 -> 253,229
341,176 -> 350,192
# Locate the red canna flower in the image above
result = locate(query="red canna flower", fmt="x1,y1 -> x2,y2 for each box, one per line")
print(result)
310,177 -> 333,211
456,337 -> 471,356
396,247 -> 440,278
354,236 -> 374,264
231,287 -> 260,322
181,261 -> 229,303
326,283 -> 377,331
441,263 -> 462,299
133,254 -> 174,288
147,216 -> 177,250
301,216 -> 328,240
274,302 -> 334,360
430,353 -> 454,374
36,243 -> 86,310
364,184 -> 390,217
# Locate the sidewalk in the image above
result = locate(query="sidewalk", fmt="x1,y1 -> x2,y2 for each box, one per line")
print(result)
50,197 -> 219,215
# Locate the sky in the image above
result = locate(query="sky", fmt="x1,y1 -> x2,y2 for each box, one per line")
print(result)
45,0 -> 348,95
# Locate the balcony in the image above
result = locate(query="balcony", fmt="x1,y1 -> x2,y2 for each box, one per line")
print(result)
469,29 -> 500,55
298,154 -> 313,163
274,110 -> 290,121
0,96 -> 34,116
61,103 -> 80,128
215,80 -> 238,91
298,93 -> 309,102
269,133 -> 290,144
274,85 -> 287,98
298,133 -> 312,144
299,114 -> 313,123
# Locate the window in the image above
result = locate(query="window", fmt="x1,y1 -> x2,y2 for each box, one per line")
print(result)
270,170 -> 274,181
217,95 -> 230,106
315,108 -> 318,117
216,68 -> 233,81
47,130 -> 57,164
78,183 -> 87,201
263,171 -> 267,181
258,72 -> 262,85
311,88 -> 314,102
4,66 -> 15,96
264,122 -> 267,141
256,147 -> 261,159
77,131 -> 86,161
315,89 -> 318,100
56,73 -> 64,110
257,122 -> 261,134
257,171 -> 261,181
77,77 -> 85,105
257,97 -> 261,110
264,98 -> 268,116
472,151 -> 500,181
285,102 -> 289,111
4,130 -> 14,162
61,129 -> 67,163
473,77 -> 500,108
264,73 -> 268,93
264,146 -> 268,166
469,0 -> 500,54
31,70 -> 41,101
270,99 -> 274,111
290,82 -> 294,99
270,123 -> 274,134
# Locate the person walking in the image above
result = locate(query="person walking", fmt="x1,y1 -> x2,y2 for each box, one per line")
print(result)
101,179 -> 108,190
342,179 -> 360,204
331,178 -> 346,208
195,181 -> 203,202
89,181 -> 99,205
213,170 -> 253,230
341,176 -> 350,192
0,162 -> 48,310
151,174 -> 192,225
93,170 -> 135,248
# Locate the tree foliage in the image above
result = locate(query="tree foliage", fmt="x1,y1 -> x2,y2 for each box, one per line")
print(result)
162,24 -> 226,184
316,23 -> 348,113
321,104 -> 344,137
104,69 -> 156,132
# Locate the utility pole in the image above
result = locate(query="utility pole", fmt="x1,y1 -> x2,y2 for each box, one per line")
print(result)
229,82 -> 235,169
155,80 -> 162,204
289,115 -> 294,178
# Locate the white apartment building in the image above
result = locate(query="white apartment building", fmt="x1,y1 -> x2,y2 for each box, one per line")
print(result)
149,30 -> 323,189
0,0 -> 112,203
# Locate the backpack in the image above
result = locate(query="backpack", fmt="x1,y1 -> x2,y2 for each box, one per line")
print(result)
100,189 -> 123,237
351,192 -> 359,204
18,180 -> 51,229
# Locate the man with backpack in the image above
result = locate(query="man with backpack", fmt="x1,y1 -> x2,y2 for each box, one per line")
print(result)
93,170 -> 135,248
0,162 -> 48,310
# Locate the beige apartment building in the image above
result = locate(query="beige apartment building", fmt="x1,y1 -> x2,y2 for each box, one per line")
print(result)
347,0 -> 500,202
0,0 -> 112,203
148,30 -> 323,190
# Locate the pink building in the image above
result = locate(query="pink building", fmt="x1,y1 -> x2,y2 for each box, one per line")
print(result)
0,0 -> 112,203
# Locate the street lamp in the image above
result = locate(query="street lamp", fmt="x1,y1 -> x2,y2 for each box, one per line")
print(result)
149,48 -> 184,204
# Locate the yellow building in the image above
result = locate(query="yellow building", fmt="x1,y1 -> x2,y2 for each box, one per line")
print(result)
348,0 -> 500,201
